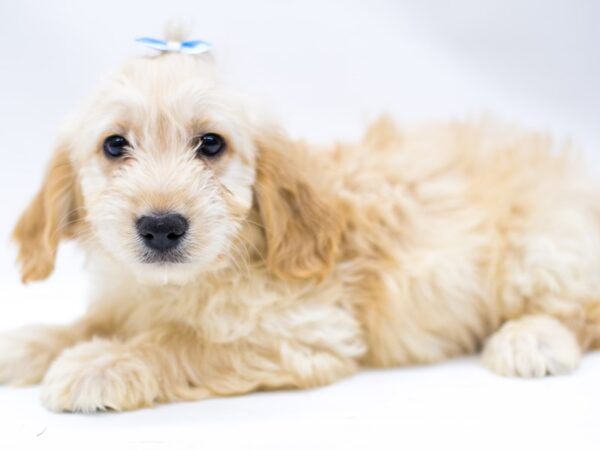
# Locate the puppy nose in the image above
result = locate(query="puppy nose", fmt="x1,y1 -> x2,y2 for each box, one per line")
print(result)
136,213 -> 189,252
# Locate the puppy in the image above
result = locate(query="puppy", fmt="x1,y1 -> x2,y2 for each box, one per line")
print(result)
2,33 -> 600,413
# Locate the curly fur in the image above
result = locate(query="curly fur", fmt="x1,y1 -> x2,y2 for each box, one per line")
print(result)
3,45 -> 600,412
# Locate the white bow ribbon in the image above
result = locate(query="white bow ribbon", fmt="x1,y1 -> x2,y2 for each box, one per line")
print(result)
136,36 -> 212,55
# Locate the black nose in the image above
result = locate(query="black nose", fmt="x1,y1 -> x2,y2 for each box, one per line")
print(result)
136,213 -> 189,252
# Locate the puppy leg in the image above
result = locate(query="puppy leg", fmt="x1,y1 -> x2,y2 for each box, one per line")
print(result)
481,315 -> 581,377
0,325 -> 72,385
196,304 -> 365,398
40,327 -> 204,412
0,309 -> 114,386
0,321 -> 97,386
197,339 -> 362,398
41,321 -> 364,412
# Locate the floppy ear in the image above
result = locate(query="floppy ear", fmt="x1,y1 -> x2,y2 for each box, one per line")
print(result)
254,132 -> 345,281
12,145 -> 83,283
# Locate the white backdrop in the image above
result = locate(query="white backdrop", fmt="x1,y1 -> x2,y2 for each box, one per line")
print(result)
0,1 -> 599,449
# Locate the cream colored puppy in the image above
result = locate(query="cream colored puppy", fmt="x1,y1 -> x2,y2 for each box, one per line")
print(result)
2,36 -> 600,412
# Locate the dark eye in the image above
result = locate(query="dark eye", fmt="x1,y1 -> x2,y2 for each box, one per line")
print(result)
196,133 -> 226,158
103,135 -> 130,159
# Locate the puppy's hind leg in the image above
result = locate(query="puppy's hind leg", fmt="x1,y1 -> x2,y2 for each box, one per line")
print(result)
480,202 -> 600,377
481,315 -> 581,377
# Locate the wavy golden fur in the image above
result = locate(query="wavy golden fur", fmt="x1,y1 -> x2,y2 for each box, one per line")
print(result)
3,46 -> 600,412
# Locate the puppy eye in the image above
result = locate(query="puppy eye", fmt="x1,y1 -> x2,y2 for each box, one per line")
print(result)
195,133 -> 226,158
103,135 -> 130,159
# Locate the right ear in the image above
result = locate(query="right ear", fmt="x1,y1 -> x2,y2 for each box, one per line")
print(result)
253,131 -> 346,281
12,145 -> 83,283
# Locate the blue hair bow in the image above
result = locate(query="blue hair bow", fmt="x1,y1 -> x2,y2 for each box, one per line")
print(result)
135,36 -> 212,55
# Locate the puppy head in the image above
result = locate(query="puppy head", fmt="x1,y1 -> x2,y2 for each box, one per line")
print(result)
13,52 -> 344,285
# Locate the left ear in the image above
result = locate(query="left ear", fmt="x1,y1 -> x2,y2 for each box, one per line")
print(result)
253,131 -> 346,281
12,144 -> 84,283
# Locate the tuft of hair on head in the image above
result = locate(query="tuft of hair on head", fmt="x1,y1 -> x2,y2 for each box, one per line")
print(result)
163,19 -> 193,42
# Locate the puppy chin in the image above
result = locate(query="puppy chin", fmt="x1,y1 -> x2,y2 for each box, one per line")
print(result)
95,232 -> 232,287
129,261 -> 203,287
127,249 -> 232,287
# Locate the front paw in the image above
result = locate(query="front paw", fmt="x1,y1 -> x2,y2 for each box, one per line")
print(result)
0,326 -> 69,386
41,339 -> 160,412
